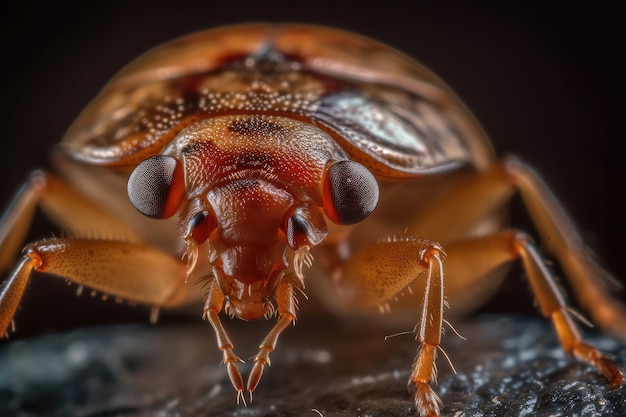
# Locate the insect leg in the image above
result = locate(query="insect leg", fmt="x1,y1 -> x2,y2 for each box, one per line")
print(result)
513,234 -> 624,386
0,172 -> 45,272
203,282 -> 246,404
409,158 -> 626,337
332,239 -> 446,417
0,238 -> 190,337
504,157 -> 626,337
0,170 -> 142,272
441,230 -> 623,386
247,279 -> 297,399
411,248 -> 444,417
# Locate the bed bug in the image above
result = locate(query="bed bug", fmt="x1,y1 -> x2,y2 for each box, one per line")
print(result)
0,24 -> 623,417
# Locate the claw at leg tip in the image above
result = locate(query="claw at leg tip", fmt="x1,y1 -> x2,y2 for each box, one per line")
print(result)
603,361 -> 625,387
236,389 -> 247,407
414,382 -> 442,417
588,348 -> 625,387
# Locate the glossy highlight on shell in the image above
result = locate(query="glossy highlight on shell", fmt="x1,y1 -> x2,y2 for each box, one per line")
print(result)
60,25 -> 486,176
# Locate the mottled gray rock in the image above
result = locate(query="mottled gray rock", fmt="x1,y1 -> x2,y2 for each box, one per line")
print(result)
1,315 -> 624,417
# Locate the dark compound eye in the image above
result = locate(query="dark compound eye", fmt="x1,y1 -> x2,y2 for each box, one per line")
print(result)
128,155 -> 185,219
322,160 -> 379,225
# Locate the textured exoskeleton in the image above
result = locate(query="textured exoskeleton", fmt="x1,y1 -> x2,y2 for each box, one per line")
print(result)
0,24 -> 623,417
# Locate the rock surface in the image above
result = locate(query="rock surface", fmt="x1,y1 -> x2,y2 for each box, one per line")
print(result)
1,314 -> 625,417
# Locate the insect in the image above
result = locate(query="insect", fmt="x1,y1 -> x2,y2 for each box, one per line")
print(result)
0,24 -> 623,417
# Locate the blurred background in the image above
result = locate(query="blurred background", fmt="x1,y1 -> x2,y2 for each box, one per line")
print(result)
1,1 -> 623,339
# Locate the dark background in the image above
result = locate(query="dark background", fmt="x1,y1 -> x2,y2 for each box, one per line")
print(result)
1,1 -> 623,339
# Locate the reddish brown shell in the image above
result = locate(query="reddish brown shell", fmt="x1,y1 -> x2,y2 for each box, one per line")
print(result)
59,24 -> 494,177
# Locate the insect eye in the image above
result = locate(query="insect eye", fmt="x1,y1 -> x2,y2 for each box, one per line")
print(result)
127,155 -> 185,219
186,211 -> 214,244
284,204 -> 328,249
322,160 -> 379,225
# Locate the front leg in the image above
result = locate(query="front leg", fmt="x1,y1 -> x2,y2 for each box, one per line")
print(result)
247,279 -> 297,398
0,171 -> 142,273
203,278 -> 298,404
334,238 -> 446,417
203,282 -> 246,404
0,237 -> 190,337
